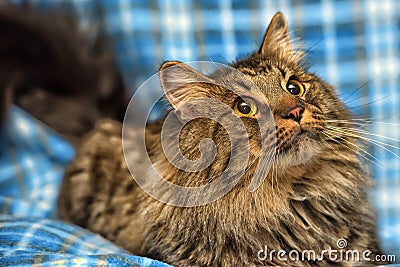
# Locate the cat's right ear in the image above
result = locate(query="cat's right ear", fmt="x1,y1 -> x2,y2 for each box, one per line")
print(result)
159,61 -> 213,110
259,12 -> 291,56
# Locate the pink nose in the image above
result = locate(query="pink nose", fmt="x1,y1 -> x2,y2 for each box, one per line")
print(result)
284,106 -> 304,123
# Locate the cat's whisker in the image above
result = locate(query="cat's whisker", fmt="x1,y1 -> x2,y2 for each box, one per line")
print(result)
247,140 -> 276,167
273,159 -> 280,195
248,148 -> 276,189
335,95 -> 391,113
326,126 -> 400,149
327,125 -> 400,143
322,131 -> 383,168
324,132 -> 400,173
268,158 -> 274,190
195,29 -> 224,72
325,127 -> 400,161
321,131 -> 385,168
269,163 -> 278,195
327,119 -> 400,126
270,161 -> 276,199
324,131 -> 399,164
243,144 -> 264,170
326,120 -> 374,129
327,113 -> 400,122
344,94 -> 372,106
342,80 -> 371,104
318,134 -> 344,158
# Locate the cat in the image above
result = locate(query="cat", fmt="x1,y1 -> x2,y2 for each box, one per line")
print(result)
0,3 -> 127,144
58,13 -> 385,266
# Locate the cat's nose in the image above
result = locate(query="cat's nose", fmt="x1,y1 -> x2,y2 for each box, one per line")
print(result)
282,105 -> 304,123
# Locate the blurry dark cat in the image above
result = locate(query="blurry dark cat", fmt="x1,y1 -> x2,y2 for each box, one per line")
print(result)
59,13 -> 385,266
0,3 -> 127,144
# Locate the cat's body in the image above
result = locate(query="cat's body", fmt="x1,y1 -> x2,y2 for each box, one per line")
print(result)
59,13 -> 383,266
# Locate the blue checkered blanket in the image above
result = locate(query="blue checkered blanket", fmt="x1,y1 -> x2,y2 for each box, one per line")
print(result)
1,0 -> 399,266
0,214 -> 171,267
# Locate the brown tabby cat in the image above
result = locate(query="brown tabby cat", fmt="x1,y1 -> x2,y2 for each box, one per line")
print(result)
59,13 -> 384,266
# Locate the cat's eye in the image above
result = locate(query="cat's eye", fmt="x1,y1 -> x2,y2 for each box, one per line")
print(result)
286,79 -> 305,96
234,98 -> 257,117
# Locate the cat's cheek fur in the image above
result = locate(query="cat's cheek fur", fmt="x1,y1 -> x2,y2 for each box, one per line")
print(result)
277,137 -> 321,168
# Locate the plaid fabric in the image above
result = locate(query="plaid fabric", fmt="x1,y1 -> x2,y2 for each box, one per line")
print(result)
1,0 -> 400,265
0,214 -> 171,267
0,106 -> 74,218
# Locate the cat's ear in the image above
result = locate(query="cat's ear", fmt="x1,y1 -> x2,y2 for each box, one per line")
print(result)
159,61 -> 213,109
259,12 -> 291,56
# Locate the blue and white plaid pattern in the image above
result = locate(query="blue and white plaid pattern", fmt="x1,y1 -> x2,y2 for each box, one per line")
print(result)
0,106 -> 75,218
0,214 -> 171,267
1,0 -> 399,265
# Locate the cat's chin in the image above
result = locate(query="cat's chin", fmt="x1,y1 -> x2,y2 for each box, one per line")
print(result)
276,131 -> 321,168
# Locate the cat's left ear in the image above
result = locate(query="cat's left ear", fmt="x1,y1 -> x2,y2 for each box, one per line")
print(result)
159,61 -> 214,121
259,12 -> 291,56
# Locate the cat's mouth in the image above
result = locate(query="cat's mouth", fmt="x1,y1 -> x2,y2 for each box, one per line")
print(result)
271,130 -> 322,168
275,125 -> 321,164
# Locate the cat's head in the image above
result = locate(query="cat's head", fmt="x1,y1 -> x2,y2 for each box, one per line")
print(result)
159,12 -> 349,175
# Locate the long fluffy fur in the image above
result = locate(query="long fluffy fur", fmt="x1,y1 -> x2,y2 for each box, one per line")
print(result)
59,12 -> 384,266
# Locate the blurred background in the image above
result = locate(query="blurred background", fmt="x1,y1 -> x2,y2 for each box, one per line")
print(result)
1,0 -> 399,260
